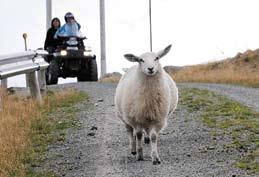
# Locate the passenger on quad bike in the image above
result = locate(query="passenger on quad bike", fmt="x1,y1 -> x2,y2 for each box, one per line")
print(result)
45,12 -> 98,85
44,17 -> 61,54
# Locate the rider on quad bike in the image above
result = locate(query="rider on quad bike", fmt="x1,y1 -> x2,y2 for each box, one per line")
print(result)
45,12 -> 98,85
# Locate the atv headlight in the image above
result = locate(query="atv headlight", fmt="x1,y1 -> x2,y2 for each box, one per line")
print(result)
84,51 -> 92,56
60,50 -> 67,56
84,46 -> 93,56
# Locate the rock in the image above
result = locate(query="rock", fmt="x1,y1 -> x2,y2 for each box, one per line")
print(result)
97,98 -> 104,102
87,132 -> 95,136
91,126 -> 98,130
207,146 -> 216,150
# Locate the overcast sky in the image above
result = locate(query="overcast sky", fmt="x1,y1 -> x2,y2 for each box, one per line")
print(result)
1,0 -> 259,86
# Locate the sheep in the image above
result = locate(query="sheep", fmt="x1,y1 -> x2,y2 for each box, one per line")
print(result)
115,44 -> 178,165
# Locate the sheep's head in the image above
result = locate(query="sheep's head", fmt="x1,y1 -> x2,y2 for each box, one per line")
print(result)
124,44 -> 172,76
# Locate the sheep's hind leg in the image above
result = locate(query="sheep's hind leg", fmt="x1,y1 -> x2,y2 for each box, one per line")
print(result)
151,133 -> 161,165
144,128 -> 151,144
136,129 -> 144,160
126,124 -> 136,155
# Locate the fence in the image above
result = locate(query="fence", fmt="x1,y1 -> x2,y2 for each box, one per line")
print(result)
0,50 -> 49,103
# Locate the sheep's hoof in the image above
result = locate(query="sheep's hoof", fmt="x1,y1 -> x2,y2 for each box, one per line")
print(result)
152,159 -> 161,165
137,149 -> 144,161
144,137 -> 150,144
137,156 -> 144,161
131,151 -> 136,155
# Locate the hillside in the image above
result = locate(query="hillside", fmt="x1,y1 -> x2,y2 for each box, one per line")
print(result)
168,49 -> 259,87
99,49 -> 259,87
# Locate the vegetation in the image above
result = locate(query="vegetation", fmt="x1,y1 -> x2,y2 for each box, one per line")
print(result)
0,88 -> 87,177
180,88 -> 259,173
98,72 -> 122,83
171,49 -> 259,87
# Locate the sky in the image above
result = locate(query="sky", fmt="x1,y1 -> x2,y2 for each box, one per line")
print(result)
1,0 -> 259,87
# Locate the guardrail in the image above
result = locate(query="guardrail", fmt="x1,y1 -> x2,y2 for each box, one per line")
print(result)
0,50 -> 49,103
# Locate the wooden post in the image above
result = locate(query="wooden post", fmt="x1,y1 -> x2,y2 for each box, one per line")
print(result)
100,0 -> 107,77
27,72 -> 42,104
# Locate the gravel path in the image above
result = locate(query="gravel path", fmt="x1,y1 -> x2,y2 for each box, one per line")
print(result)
179,83 -> 259,112
43,82 -> 258,177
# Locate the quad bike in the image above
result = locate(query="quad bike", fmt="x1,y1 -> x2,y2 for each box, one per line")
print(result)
45,35 -> 98,85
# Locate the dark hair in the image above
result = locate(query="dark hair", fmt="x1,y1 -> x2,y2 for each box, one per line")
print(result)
51,17 -> 61,28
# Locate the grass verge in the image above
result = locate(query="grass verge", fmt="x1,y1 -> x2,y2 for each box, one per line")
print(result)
172,64 -> 259,88
180,88 -> 259,173
0,88 -> 87,177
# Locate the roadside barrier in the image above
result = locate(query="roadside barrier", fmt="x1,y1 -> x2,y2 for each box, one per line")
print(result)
0,50 -> 49,103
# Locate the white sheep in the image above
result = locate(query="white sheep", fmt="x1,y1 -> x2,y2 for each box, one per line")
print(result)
115,44 -> 178,165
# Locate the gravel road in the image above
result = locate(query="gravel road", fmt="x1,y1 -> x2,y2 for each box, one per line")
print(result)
179,83 -> 259,112
43,82 -> 258,177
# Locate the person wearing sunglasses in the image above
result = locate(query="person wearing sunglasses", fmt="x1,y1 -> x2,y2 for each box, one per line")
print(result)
55,12 -> 82,38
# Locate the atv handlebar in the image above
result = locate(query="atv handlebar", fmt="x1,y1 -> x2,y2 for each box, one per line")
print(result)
56,35 -> 87,41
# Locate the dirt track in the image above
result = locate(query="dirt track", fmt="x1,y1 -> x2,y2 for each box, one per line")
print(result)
42,82 -> 258,177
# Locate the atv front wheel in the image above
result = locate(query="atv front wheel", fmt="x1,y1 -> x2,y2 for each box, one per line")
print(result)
89,57 -> 98,81
46,60 -> 58,85
77,56 -> 98,82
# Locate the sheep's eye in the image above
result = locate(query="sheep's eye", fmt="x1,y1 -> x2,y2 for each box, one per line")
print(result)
139,58 -> 144,62
154,57 -> 159,61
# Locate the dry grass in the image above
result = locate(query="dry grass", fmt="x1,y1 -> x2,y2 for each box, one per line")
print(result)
98,72 -> 122,83
165,48 -> 259,87
0,88 -> 85,177
99,76 -> 121,83
172,59 -> 259,87
0,88 -> 37,177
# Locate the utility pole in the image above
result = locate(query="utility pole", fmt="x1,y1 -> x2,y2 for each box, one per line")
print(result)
149,0 -> 152,52
46,0 -> 52,30
100,0 -> 107,77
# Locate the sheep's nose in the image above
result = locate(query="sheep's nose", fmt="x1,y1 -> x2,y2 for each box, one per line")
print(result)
148,67 -> 154,72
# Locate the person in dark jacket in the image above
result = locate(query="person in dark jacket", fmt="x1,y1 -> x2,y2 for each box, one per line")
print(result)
44,17 -> 61,52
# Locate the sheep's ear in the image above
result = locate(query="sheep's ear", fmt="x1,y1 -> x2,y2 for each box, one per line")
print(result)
157,44 -> 172,59
124,54 -> 140,62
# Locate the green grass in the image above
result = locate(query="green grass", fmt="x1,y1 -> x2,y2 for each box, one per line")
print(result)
180,88 -> 259,173
24,90 -> 88,177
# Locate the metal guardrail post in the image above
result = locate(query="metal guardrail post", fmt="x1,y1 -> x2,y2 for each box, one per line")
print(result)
38,70 -> 47,96
0,79 -> 7,89
27,71 -> 42,104
34,51 -> 49,96
0,79 -> 7,111
0,51 -> 48,104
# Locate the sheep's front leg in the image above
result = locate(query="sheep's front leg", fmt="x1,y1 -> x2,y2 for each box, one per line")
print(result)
136,130 -> 144,160
126,124 -> 136,155
151,133 -> 161,165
